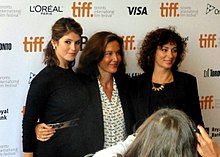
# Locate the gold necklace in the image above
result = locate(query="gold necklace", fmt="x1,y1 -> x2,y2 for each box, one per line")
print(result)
152,82 -> 165,91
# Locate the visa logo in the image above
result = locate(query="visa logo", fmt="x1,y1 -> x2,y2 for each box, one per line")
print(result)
127,7 -> 148,15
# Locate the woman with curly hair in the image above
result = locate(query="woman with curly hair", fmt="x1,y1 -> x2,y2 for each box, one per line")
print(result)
131,26 -> 204,128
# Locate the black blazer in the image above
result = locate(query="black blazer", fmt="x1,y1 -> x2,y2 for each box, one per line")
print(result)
131,71 -> 204,128
78,73 -> 134,156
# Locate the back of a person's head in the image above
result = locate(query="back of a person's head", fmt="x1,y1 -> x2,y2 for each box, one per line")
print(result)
124,108 -> 198,157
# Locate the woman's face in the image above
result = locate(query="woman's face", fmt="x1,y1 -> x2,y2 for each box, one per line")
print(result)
154,42 -> 177,70
98,40 -> 122,76
53,32 -> 81,68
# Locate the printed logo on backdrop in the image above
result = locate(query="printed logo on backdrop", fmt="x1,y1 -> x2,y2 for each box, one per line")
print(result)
0,145 -> 18,156
0,108 -> 8,120
72,2 -> 115,18
205,127 -> 220,138
122,35 -> 137,51
204,68 -> 220,78
80,36 -> 88,51
182,36 -> 189,43
160,2 -> 198,17
0,76 -> 19,88
23,36 -> 44,52
28,72 -> 36,84
29,5 -> 63,15
127,6 -> 148,16
199,33 -> 220,48
0,5 -> 21,17
0,108 -> 17,156
206,3 -> 220,15
121,35 -> 189,54
83,34 -> 136,52
0,43 -> 12,52
23,35 -> 88,52
200,95 -> 220,110
22,35 -> 138,52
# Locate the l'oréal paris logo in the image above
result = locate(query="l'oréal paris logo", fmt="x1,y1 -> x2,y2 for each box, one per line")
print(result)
30,5 -> 63,15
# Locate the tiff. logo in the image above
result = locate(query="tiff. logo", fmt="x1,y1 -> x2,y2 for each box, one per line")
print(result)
23,36 -> 44,52
72,2 -> 93,17
199,34 -> 217,48
160,2 -> 179,17
200,96 -> 214,109
122,35 -> 135,51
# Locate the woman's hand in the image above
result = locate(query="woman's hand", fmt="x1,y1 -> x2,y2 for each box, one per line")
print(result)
196,125 -> 220,157
35,123 -> 55,142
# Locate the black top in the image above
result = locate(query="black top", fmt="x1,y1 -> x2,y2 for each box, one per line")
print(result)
22,66 -> 89,157
23,66 -> 134,157
131,71 -> 204,129
77,73 -> 134,154
150,82 -> 177,114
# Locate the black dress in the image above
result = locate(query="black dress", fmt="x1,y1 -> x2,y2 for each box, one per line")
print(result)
131,71 -> 204,128
22,66 -> 89,157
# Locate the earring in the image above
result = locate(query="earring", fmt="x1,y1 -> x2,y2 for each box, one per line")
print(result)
52,45 -> 56,50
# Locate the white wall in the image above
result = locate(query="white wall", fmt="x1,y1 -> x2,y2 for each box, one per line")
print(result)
0,0 -> 220,156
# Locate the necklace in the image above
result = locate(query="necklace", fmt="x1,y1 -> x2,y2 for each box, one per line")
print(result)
152,82 -> 165,91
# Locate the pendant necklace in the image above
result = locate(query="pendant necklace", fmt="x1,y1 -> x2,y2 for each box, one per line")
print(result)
152,72 -> 173,92
152,82 -> 165,91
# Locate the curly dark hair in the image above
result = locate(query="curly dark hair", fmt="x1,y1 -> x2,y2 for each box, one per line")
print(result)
43,17 -> 83,66
76,31 -> 126,79
138,26 -> 186,73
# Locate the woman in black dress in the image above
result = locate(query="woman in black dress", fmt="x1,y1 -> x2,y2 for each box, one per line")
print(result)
22,17 -> 90,157
131,26 -> 204,128
33,31 -> 134,156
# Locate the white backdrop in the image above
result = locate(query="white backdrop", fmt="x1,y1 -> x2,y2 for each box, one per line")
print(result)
0,0 -> 220,156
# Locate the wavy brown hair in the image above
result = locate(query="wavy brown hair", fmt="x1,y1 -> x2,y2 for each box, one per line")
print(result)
76,31 -> 126,79
138,26 -> 186,73
43,17 -> 83,66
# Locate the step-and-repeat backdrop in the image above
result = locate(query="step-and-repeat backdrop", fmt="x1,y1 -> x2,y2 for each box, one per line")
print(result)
0,0 -> 220,156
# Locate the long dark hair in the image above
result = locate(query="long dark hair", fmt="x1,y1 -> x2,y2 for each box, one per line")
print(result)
43,17 -> 83,66
76,31 -> 126,79
138,26 -> 186,73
